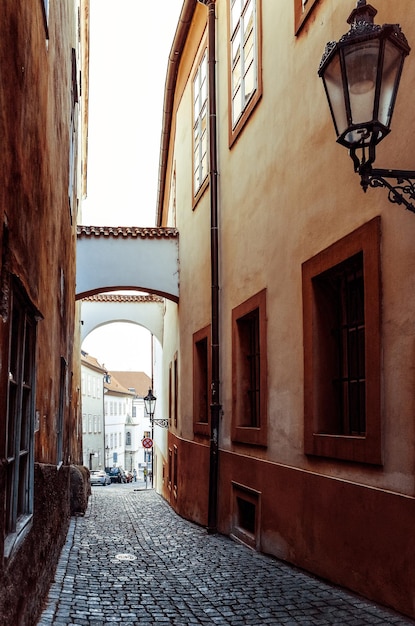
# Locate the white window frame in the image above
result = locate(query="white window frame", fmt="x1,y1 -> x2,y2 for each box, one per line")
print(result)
193,48 -> 209,198
230,0 -> 258,129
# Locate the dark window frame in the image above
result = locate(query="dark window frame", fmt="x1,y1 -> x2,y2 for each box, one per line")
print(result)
302,217 -> 382,464
232,289 -> 267,446
193,325 -> 211,437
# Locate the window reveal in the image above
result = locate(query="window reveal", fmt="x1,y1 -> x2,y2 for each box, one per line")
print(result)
302,217 -> 382,464
232,289 -> 267,446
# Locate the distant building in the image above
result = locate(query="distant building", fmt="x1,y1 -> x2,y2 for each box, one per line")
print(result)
110,371 -> 152,473
104,374 -> 135,470
81,352 -> 106,469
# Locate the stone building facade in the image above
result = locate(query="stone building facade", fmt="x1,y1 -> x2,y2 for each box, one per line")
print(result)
0,1 -> 89,623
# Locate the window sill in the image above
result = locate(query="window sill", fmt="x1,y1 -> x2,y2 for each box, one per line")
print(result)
232,426 -> 267,447
194,422 -> 210,437
4,515 -> 33,562
306,432 -> 383,465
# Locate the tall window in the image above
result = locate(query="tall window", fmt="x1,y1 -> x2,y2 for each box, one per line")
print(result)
5,278 -> 38,557
41,0 -> 49,35
229,0 -> 262,143
232,289 -> 267,446
294,0 -> 319,34
193,326 -> 211,436
314,253 -> 366,437
302,217 -> 382,464
174,353 -> 178,428
193,49 -> 208,198
126,431 -> 131,446
173,446 -> 178,497
168,363 -> 172,426
57,357 -> 67,465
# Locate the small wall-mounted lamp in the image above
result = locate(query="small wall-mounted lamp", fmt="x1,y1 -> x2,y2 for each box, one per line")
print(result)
319,0 -> 415,212
144,388 -> 157,421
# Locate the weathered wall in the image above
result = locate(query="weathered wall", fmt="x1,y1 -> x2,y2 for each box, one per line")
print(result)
0,1 -> 87,623
0,465 -> 71,626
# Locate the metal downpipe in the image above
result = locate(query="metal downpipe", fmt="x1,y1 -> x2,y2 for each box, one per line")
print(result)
198,0 -> 220,534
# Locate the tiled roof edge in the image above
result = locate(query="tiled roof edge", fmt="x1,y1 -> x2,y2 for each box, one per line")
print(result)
81,294 -> 164,303
77,225 -> 179,239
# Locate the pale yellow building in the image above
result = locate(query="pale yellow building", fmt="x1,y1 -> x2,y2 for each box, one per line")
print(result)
156,0 -> 415,619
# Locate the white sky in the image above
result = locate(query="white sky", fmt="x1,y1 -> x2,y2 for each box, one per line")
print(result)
81,0 -> 183,373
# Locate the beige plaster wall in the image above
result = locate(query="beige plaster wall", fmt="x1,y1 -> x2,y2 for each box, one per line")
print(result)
162,0 -> 415,500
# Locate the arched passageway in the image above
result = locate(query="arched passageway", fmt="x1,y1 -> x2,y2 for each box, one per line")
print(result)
80,294 -> 165,345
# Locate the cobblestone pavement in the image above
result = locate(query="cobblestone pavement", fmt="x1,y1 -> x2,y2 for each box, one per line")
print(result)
37,485 -> 414,626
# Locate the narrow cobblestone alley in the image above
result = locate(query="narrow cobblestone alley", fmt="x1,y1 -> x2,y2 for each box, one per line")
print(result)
37,486 -> 414,626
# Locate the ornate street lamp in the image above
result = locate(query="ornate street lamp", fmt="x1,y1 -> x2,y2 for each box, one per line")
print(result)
319,0 -> 415,212
144,388 -> 157,488
144,388 -> 157,419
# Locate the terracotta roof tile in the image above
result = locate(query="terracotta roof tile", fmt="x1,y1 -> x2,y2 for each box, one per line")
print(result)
81,294 -> 164,303
77,225 -> 178,239
81,351 -> 106,372
104,372 -> 135,396
109,371 -> 151,397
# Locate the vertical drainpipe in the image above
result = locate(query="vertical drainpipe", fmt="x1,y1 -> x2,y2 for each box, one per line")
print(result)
197,0 -> 220,534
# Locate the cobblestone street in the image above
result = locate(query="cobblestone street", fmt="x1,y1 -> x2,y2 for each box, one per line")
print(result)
37,486 -> 414,626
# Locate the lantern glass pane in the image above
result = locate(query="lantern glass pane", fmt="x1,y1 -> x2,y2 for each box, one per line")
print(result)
322,50 -> 348,138
378,40 -> 403,127
344,41 -> 380,125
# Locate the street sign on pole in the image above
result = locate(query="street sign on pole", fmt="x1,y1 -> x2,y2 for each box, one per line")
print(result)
142,437 -> 153,449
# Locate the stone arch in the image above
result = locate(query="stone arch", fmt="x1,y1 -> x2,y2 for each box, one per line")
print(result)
80,294 -> 165,345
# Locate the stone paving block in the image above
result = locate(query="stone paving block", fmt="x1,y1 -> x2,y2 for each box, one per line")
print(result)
36,487 -> 415,626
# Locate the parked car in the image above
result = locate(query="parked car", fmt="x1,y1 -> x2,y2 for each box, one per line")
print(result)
90,470 -> 111,487
107,467 -> 126,484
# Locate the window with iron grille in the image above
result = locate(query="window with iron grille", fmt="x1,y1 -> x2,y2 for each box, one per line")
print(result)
315,253 -> 366,436
232,289 -> 267,446
4,278 -> 38,558
302,217 -> 382,464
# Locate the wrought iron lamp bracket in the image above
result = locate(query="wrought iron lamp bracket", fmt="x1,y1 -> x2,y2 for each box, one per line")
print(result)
153,418 -> 169,428
358,165 -> 415,214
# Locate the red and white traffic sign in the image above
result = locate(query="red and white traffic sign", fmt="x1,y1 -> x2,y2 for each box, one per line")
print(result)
142,437 -> 153,449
